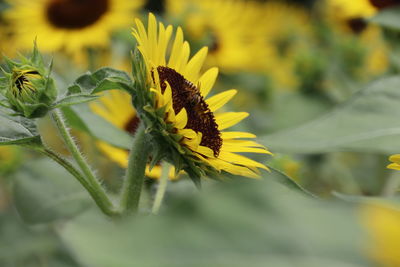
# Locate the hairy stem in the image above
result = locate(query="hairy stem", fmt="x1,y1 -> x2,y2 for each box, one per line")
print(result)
120,124 -> 150,214
51,109 -> 117,217
39,147 -> 119,217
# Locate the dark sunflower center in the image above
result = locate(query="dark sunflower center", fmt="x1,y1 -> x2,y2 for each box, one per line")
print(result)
124,116 -> 140,135
46,0 -> 109,29
347,18 -> 367,34
369,0 -> 400,9
156,66 -> 222,156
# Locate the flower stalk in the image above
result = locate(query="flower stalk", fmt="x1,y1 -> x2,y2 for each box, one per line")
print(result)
39,147 -> 119,217
51,108 -> 117,217
151,162 -> 170,214
120,123 -> 150,214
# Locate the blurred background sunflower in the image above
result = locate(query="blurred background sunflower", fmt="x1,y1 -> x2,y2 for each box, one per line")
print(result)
4,0 -> 144,64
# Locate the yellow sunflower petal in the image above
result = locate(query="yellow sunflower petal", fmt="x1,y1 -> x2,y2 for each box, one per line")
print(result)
218,151 -> 269,170
175,41 -> 190,73
198,67 -> 219,97
184,47 -> 208,82
221,131 -> 257,139
206,89 -> 237,112
215,112 -> 249,130
147,13 -> 158,65
175,108 -> 188,129
208,158 -> 261,178
146,165 -> 177,180
220,145 -> 271,154
388,163 -> 400,171
196,145 -> 215,158
389,154 -> 400,164
157,23 -> 173,66
168,27 -> 184,68
97,141 -> 129,168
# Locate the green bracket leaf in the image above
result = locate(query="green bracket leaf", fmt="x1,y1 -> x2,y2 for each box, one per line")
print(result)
52,94 -> 99,108
0,107 -> 42,147
67,67 -> 133,95
58,67 -> 134,148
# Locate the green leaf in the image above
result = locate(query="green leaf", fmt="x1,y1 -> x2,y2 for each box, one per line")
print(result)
58,179 -> 369,267
333,191 -> 400,208
65,104 -> 132,149
0,210 -> 81,266
67,67 -> 133,95
370,7 -> 400,30
52,94 -> 98,108
0,211 -> 58,265
260,76 -> 400,154
60,67 -> 134,148
0,107 -> 42,146
13,158 -> 92,225
268,166 -> 317,197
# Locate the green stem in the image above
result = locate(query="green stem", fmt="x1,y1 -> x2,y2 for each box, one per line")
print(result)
151,162 -> 170,214
120,124 -> 150,214
51,109 -> 117,216
39,147 -> 119,217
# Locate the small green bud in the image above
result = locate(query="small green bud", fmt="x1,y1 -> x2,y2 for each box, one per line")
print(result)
0,44 -> 57,118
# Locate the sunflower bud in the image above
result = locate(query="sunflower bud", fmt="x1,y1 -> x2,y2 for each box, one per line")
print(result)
0,44 -> 57,118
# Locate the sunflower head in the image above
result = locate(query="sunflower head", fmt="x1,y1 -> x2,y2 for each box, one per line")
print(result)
0,44 -> 56,118
130,14 -> 272,184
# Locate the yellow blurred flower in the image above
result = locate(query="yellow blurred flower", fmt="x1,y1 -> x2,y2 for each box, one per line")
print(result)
259,1 -> 312,89
0,146 -> 20,174
0,25 -> 17,57
5,0 -> 143,58
166,0 -> 270,73
90,90 -> 176,179
326,0 -> 377,20
166,0 -> 312,89
324,0 -> 390,78
361,26 -> 389,77
327,0 -> 400,21
360,203 -> 400,267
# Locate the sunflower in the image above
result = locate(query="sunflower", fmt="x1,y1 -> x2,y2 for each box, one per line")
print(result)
131,13 -> 271,178
5,0 -> 144,57
90,90 -> 176,179
325,0 -> 400,33
326,0 -> 377,20
165,0 -> 271,73
324,0 -> 390,78
166,0 -> 312,89
257,1 -> 312,89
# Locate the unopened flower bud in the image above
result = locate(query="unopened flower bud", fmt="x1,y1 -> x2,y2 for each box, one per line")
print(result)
0,44 -> 57,118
